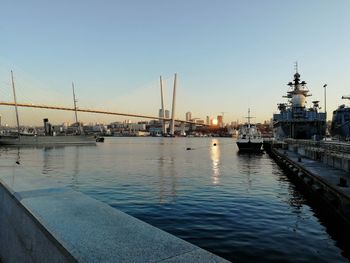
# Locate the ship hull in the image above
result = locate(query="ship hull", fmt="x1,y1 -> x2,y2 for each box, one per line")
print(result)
273,120 -> 326,140
236,140 -> 263,152
331,106 -> 350,140
0,135 -> 96,146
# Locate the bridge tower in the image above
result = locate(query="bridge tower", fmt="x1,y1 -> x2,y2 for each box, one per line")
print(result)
170,73 -> 177,136
159,76 -> 166,135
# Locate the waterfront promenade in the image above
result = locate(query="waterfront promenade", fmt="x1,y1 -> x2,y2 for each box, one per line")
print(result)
267,143 -> 350,226
0,167 -> 228,262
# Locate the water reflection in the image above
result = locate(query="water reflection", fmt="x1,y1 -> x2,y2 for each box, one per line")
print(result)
210,139 -> 220,185
157,138 -> 177,203
71,146 -> 80,190
42,146 -> 59,175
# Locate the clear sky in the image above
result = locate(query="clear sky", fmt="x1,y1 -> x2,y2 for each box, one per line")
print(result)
0,0 -> 349,126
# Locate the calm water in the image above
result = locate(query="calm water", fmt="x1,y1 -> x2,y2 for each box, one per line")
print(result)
0,137 -> 348,262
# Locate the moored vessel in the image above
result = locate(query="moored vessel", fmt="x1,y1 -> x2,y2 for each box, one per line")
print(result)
330,96 -> 350,140
273,68 -> 326,140
236,109 -> 263,152
0,134 -> 96,146
0,72 -> 96,146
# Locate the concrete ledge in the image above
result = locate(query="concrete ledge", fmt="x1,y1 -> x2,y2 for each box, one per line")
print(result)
0,170 -> 229,263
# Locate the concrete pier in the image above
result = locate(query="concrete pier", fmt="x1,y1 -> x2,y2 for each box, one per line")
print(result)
265,139 -> 350,225
285,139 -> 350,172
0,169 -> 229,262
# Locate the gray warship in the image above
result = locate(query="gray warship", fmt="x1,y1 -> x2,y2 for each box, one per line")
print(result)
273,70 -> 326,140
330,96 -> 350,140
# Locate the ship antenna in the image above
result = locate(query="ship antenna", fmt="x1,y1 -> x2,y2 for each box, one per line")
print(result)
248,108 -> 250,128
11,70 -> 20,140
245,108 -> 255,128
294,61 -> 298,73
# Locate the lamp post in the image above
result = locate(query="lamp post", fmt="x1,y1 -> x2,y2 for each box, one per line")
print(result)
323,84 -> 327,120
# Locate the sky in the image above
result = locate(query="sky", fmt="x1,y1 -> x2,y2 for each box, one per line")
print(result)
0,0 -> 350,126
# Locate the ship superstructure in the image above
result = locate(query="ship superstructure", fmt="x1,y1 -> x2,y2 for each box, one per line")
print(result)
273,70 -> 326,140
330,96 -> 350,140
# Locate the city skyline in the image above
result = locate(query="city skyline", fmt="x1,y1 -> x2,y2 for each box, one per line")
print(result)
1,0 -> 350,126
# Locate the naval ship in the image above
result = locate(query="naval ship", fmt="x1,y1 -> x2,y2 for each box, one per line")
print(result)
330,96 -> 350,140
273,70 -> 326,140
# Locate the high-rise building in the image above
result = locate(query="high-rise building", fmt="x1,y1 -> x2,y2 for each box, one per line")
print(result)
159,109 -> 170,119
165,110 -> 170,119
206,116 -> 210,125
186,112 -> 192,121
158,109 -> 170,119
217,115 -> 223,128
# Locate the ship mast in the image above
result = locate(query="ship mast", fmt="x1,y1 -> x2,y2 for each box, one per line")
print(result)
245,108 -> 254,128
11,71 -> 20,139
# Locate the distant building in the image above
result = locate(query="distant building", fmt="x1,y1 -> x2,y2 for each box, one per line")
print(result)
217,115 -> 223,127
165,110 -> 170,119
195,119 -> 205,125
186,112 -> 192,121
159,109 -> 170,119
206,116 -> 210,125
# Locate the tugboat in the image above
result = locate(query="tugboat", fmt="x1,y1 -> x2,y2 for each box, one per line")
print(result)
236,109 -> 263,152
330,96 -> 350,140
273,67 -> 326,140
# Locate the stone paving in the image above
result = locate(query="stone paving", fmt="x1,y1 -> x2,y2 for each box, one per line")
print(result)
0,166 -> 229,263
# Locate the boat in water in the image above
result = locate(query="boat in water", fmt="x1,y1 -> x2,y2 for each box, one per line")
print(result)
236,109 -> 263,152
0,72 -> 96,146
0,134 -> 96,146
330,96 -> 350,140
273,68 -> 326,140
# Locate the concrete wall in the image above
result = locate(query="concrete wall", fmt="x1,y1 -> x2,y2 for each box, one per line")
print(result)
0,171 -> 228,263
288,142 -> 350,173
0,186 -> 74,263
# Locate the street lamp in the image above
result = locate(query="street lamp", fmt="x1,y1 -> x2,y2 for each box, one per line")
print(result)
323,84 -> 327,119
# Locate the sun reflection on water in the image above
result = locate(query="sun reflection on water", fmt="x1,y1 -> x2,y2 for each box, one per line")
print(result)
210,139 -> 221,185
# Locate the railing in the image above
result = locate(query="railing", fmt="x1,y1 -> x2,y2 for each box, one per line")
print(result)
285,139 -> 350,154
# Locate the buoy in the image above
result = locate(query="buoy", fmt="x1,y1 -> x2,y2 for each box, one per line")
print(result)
213,143 -> 217,146
186,147 -> 192,150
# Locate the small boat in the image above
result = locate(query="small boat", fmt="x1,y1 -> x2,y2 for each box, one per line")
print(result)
236,109 -> 263,152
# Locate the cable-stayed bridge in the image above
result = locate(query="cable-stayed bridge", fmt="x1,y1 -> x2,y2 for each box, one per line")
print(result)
0,72 -> 209,136
0,101 -> 206,126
